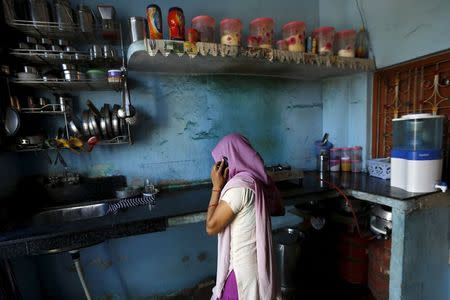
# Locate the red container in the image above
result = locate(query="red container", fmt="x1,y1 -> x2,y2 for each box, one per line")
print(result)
337,232 -> 369,284
313,26 -> 335,55
146,4 -> 163,39
330,159 -> 340,172
192,15 -> 215,42
220,18 -> 242,46
368,239 -> 391,300
336,29 -> 356,57
330,148 -> 342,160
282,21 -> 306,52
187,28 -> 199,43
247,36 -> 259,48
168,7 -> 185,40
351,146 -> 363,160
250,17 -> 274,48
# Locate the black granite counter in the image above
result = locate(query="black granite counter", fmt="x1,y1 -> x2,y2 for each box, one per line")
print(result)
0,171 -> 444,259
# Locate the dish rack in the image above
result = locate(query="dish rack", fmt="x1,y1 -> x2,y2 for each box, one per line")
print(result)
367,158 -> 391,180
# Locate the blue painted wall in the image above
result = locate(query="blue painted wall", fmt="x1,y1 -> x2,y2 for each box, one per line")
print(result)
9,0 -> 323,298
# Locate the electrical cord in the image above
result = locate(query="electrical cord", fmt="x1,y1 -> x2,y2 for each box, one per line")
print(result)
354,0 -> 377,68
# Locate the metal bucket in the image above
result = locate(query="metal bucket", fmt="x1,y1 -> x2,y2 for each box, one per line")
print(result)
273,227 -> 305,293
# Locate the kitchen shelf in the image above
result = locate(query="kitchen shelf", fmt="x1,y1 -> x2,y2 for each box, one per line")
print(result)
10,78 -> 121,91
6,19 -> 120,43
10,49 -> 121,68
20,104 -> 66,114
127,40 -> 375,80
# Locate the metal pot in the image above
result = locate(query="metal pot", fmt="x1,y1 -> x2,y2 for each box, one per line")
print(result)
369,205 -> 392,237
77,4 -> 95,32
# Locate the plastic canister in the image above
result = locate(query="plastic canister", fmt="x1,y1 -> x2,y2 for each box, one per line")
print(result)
341,148 -> 352,172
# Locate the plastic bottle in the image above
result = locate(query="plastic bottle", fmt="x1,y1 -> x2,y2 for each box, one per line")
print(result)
355,27 -> 369,58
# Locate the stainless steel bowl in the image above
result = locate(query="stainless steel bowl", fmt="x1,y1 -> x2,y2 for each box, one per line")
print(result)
61,63 -> 76,71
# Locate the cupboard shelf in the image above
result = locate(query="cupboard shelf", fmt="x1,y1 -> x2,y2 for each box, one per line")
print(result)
127,40 -> 375,80
6,19 -> 120,43
10,49 -> 122,68
10,78 -> 121,91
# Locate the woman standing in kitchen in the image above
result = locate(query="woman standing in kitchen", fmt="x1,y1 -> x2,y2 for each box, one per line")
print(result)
206,133 -> 284,300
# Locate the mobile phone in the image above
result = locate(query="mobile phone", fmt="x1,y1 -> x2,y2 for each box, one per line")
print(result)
222,156 -> 228,169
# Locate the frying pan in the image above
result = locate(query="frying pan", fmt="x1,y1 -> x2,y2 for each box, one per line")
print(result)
119,115 -> 127,136
82,110 -> 91,136
100,106 -> 109,139
68,116 -> 82,137
86,99 -> 101,117
104,104 -> 112,138
111,104 -> 120,137
4,107 -> 20,136
89,111 -> 101,137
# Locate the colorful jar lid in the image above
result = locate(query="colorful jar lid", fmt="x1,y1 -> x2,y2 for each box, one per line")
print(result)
282,21 -> 306,31
250,17 -> 274,25
336,29 -> 356,37
220,18 -> 242,28
192,15 -> 216,27
313,26 -> 335,34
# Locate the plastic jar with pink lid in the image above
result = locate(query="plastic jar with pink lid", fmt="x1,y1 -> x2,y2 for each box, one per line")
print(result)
330,148 -> 342,160
220,18 -> 242,46
276,40 -> 288,50
192,15 -> 215,42
282,21 -> 306,52
250,17 -> 274,48
313,26 -> 335,55
336,29 -> 356,57
351,146 -> 362,161
341,147 -> 352,172
351,160 -> 362,173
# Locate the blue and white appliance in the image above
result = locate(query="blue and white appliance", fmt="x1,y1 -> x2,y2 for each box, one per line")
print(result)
390,113 -> 444,193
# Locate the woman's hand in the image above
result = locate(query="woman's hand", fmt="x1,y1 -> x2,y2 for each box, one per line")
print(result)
210,159 -> 229,190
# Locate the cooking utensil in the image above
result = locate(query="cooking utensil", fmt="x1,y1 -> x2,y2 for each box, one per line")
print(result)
102,44 -> 115,58
103,104 -> 112,138
18,135 -> 44,146
61,63 -> 75,71
27,96 -> 38,108
18,42 -> 30,49
9,96 -> 21,110
97,5 -> 116,30
35,44 -> 45,50
117,78 -> 136,124
4,107 -> 20,136
119,116 -> 127,136
77,4 -> 95,32
86,100 -> 101,117
129,16 -> 146,43
55,0 -> 75,31
68,116 -> 82,137
28,0 -> 50,25
25,36 -> 38,44
82,110 -> 91,136
57,39 -> 69,47
111,104 -> 120,137
100,106 -> 108,139
90,44 -> 102,60
89,111 -> 101,137
86,69 -> 106,80
87,136 -> 98,152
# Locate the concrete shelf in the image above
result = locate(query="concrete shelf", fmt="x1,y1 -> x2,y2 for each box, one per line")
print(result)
127,40 -> 375,80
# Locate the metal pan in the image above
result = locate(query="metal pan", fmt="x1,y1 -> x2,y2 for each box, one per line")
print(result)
104,104 -> 112,138
86,99 -> 101,117
111,104 -> 120,137
68,116 -> 82,137
119,115 -> 127,136
4,107 -> 20,136
89,111 -> 101,138
100,106 -> 108,139
82,110 -> 91,136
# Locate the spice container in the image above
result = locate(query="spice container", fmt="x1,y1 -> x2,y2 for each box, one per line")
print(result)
330,148 -> 341,160
107,69 -> 122,84
355,27 -> 369,58
167,7 -> 185,41
351,160 -> 362,173
330,160 -> 340,172
351,146 -> 362,161
146,4 -> 163,39
220,18 -> 242,46
282,21 -> 306,52
313,26 -> 335,55
341,148 -> 352,172
250,18 -> 274,49
192,15 -> 215,42
247,36 -> 259,48
336,29 -> 356,57
276,40 -> 288,50
187,28 -> 200,43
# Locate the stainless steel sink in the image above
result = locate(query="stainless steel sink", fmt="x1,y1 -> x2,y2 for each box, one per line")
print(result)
31,202 -> 110,226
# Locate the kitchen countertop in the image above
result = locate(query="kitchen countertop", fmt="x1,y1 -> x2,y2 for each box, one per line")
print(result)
0,171 -> 447,259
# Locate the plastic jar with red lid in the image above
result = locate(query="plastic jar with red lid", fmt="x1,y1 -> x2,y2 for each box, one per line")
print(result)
313,26 -> 335,55
276,40 -> 288,50
282,21 -> 306,52
220,18 -> 242,46
192,15 -> 215,42
336,29 -> 356,57
250,17 -> 274,49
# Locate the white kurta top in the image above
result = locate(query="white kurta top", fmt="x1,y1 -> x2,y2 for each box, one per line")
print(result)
221,187 -> 259,300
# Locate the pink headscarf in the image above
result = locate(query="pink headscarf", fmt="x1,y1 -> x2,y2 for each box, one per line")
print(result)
210,133 -> 282,300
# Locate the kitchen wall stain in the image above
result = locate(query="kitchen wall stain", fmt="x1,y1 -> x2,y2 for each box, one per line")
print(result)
197,252 -> 208,262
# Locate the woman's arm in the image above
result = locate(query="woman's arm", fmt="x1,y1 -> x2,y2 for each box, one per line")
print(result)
206,159 -> 235,235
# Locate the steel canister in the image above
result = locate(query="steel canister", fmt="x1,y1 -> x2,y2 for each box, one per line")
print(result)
77,4 -> 94,32
167,7 -> 185,40
146,4 -> 162,39
129,17 -> 146,42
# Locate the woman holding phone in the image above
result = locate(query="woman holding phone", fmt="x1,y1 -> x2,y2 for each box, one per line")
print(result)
206,133 -> 284,300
